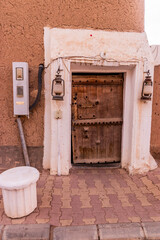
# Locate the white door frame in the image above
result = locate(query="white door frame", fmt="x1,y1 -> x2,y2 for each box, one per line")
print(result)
43,27 -> 157,175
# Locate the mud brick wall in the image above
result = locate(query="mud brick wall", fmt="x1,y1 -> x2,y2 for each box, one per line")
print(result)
0,146 -> 43,172
1,0 -> 144,168
151,65 -> 160,158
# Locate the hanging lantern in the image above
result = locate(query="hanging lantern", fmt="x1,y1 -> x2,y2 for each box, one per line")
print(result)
141,70 -> 153,100
51,68 -> 65,100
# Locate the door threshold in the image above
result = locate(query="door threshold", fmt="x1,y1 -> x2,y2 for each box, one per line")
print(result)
72,162 -> 121,169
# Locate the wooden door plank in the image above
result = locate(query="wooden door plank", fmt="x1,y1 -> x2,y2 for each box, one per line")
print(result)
72,73 -> 123,164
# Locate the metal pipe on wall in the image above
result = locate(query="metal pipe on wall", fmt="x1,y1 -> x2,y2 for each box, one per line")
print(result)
17,117 -> 30,166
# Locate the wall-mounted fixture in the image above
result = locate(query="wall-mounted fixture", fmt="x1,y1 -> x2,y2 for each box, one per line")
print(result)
51,68 -> 65,100
12,62 -> 29,116
141,70 -> 153,101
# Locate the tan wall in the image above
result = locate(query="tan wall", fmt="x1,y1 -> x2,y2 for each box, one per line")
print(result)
151,65 -> 160,157
1,0 -> 144,147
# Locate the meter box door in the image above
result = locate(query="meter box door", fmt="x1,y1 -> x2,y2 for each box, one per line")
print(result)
12,62 -> 29,116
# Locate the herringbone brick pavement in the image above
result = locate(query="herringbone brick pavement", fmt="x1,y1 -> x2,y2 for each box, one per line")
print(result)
1,164 -> 160,226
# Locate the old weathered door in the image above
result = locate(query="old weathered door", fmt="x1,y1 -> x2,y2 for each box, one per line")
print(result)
72,73 -> 123,164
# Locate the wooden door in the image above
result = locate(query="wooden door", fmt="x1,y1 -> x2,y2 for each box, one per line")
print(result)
72,73 -> 123,164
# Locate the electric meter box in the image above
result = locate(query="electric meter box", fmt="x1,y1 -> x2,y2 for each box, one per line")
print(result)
12,62 -> 29,116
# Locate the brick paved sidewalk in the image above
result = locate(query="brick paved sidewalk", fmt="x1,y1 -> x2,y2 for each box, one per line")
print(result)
0,163 -> 160,226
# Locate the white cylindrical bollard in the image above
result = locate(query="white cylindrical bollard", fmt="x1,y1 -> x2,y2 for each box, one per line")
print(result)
0,166 -> 40,218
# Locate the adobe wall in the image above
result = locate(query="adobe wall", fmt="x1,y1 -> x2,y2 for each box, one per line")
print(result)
151,65 -> 160,158
1,0 -> 144,169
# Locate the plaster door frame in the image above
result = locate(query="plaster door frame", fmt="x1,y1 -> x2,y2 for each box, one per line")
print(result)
43,27 -> 157,175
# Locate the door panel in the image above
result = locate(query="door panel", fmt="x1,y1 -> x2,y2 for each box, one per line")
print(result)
72,74 -> 123,164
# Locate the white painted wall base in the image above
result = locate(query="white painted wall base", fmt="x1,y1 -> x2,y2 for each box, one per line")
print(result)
43,28 -> 157,175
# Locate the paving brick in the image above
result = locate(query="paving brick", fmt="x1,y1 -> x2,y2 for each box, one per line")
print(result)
37,207 -> 50,218
70,182 -> 79,189
85,180 -> 96,188
155,195 -> 160,201
83,208 -> 94,219
1,214 -> 12,225
108,194 -> 121,204
37,188 -> 43,195
61,208 -> 72,215
99,192 -> 109,199
92,204 -> 104,213
71,195 -> 81,202
50,215 -> 61,226
41,197 -> 52,207
72,220 -> 84,226
81,200 -> 92,208
150,187 -> 160,197
24,212 -> 39,224
106,218 -> 118,223
101,198 -> 112,208
123,206 -> 139,218
36,218 -> 49,224
90,195 -> 101,204
151,217 -> 160,221
104,208 -> 118,219
131,178 -> 145,187
50,205 -> 61,214
117,179 -> 128,188
52,225 -> 98,240
140,187 -> 150,194
147,174 -> 160,184
99,223 -> 145,240
83,218 -> 96,224
52,195 -> 62,203
2,224 -> 50,240
94,212 -> 106,222
118,197 -> 133,207
61,192 -> 71,200
136,197 -> 152,206
53,188 -> 63,195
105,188 -> 116,194
54,182 -> 63,188
143,206 -> 160,218
122,187 -> 132,194
71,188 -> 81,195
88,188 -> 99,195
11,217 -> 25,225
60,219 -> 72,226
111,204 -> 125,213
60,209 -> 72,219
61,199 -> 71,208
128,217 -> 141,222
60,214 -> 72,221
37,181 -> 46,188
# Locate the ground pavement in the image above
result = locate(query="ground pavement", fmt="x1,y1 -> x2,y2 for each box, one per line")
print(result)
1,163 -> 160,227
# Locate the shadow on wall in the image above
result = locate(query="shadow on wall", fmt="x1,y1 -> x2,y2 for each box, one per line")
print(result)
0,146 -> 43,173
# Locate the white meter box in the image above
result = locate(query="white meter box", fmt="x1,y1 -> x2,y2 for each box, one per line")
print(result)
12,62 -> 29,116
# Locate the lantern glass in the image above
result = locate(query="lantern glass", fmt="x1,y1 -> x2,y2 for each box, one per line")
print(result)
53,81 -> 63,94
143,85 -> 153,95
